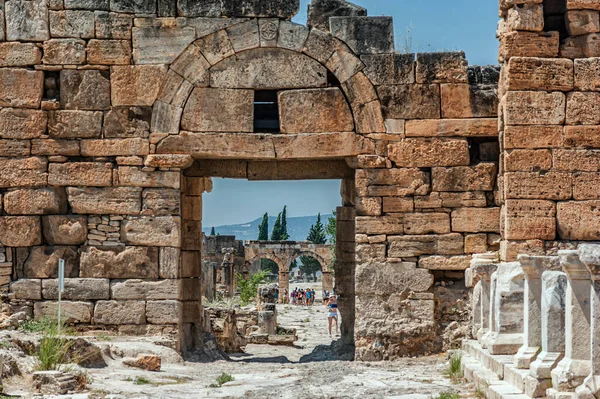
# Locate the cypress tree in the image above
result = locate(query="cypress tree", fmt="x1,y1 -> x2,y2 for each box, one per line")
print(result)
257,212 -> 269,241
300,213 -> 327,279
270,212 -> 282,241
210,227 -> 216,236
281,206 -> 290,240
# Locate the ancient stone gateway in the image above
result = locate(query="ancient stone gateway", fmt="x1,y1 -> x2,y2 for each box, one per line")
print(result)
245,240 -> 335,295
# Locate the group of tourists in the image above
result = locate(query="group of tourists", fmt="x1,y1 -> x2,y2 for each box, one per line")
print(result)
278,286 -> 339,337
287,288 -> 316,306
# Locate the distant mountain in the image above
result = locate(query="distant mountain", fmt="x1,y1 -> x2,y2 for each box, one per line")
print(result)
203,214 -> 334,242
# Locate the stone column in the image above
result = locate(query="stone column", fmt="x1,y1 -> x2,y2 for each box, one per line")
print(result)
578,244 -> 600,398
467,253 -> 498,338
549,250 -> 592,395
278,270 -> 289,303
322,270 -> 334,293
514,255 -> 560,369
471,262 -> 498,343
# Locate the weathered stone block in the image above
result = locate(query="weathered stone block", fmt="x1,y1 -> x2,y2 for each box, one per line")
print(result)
60,70 -> 110,110
0,216 -> 41,246
49,10 -> 94,38
111,65 -> 167,107
121,217 -> 181,247
80,138 -> 149,157
574,58 -> 600,91
567,0 -> 600,10
553,149 -> 600,172
452,208 -> 500,233
382,197 -> 414,213
42,215 -> 88,245
504,125 -> 563,149
0,157 -> 47,188
504,91 -> 565,125
0,42 -> 41,66
4,188 -> 66,215
5,0 -> 49,41
87,39 -> 131,65
94,300 -> 146,325
34,301 -> 93,323
10,279 -> 41,300
110,279 -> 178,300
464,234 -> 487,254
142,189 -> 180,216
378,84 -> 440,119
80,245 -> 155,280
48,110 -> 103,139
0,109 -> 47,139
159,247 -> 179,279
225,19 -> 259,52
440,85 -> 498,119
566,92 -> 600,125
110,0 -> 155,13
418,255 -> 471,271
388,234 -> 463,257
144,154 -> 193,169
507,58 -> 573,91
210,47 -> 327,89
181,87 -> 253,132
104,107 -> 151,138
504,199 -> 556,240
31,139 -> 80,156
94,11 -> 132,40
500,31 -> 559,60
361,53 -> 414,85
307,0 -> 366,32
65,0 -> 109,9
565,126 -> 600,148
574,172 -> 600,199
278,88 -> 354,133
325,42 -> 365,83
557,201 -> 600,240
356,216 -> 402,235
360,168 -> 429,194
67,187 -> 141,216
504,172 -> 572,200
432,163 -> 497,192
0,140 -> 30,156
356,262 -> 433,295
388,138 -> 470,167
178,0 -> 299,18
440,192 -> 488,208
403,213 -> 451,235
416,52 -> 468,84
146,301 -> 179,324
355,197 -> 381,216
506,3 -> 544,31
566,10 -> 600,36
42,278 -> 109,300
195,29 -> 234,65
42,39 -> 86,64
0,68 -> 43,108
505,149 -> 553,172
329,16 -> 394,54
48,162 -> 112,187
116,166 -> 180,189
132,21 -> 195,64
22,246 -> 78,278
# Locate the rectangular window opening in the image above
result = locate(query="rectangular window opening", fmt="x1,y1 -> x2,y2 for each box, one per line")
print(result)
254,90 -> 280,133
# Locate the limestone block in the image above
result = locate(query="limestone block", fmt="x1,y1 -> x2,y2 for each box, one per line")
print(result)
329,16 -> 394,54
67,187 -> 141,215
169,43 -> 210,87
80,246 -> 159,279
144,155 -> 193,169
504,172 -> 572,200
416,52 -> 468,84
356,261 -> 433,295
146,300 -> 179,324
574,172 -> 600,199
157,0 -> 176,16
110,0 -> 155,13
504,125 -> 564,149
500,31 -> 559,60
49,10 -> 94,38
159,247 -> 179,279
111,65 -> 167,107
388,234 -> 464,257
355,243 -> 386,263
432,163 -> 497,192
0,216 -> 41,246
142,189 -> 180,216
210,47 -> 327,89
4,188 -> 66,215
34,301 -> 93,323
60,70 -> 111,110
110,279 -> 178,300
419,255 -> 471,271
355,197 -> 381,216
178,0 -> 299,18
42,278 -> 109,300
504,91 -> 565,125
104,107 -> 151,138
48,110 -> 103,139
567,0 -> 600,11
5,0 -> 49,41
31,139 -> 79,156
388,138 -> 470,167
121,216 -> 181,247
43,39 -> 86,65
403,213 -> 451,235
42,215 -> 88,245
554,149 -> 600,172
277,20 -> 309,51
157,132 -> 275,159
65,0 -> 109,9
557,201 -> 600,240
10,279 -> 41,300
566,92 -> 600,125
0,109 -> 47,139
356,216 -> 403,235
452,208 -> 500,233
575,58 -> 600,91
181,87 -> 253,132
226,19 -> 259,52
378,84 -> 440,119
0,157 -> 47,188
80,138 -> 149,157
566,10 -> 600,36
307,0 -> 366,32
506,57 -> 573,91
48,162 -> 112,187
94,300 -> 146,325
278,88 -> 353,133
507,4 -> 544,31
87,39 -> 131,65
505,200 -> 556,240
156,71 -> 194,108
0,1 -> 4,41
465,234 -> 488,254
565,126 -> 600,148
0,140 -> 30,156
185,16 -> 248,38
116,166 -> 180,189
353,100 -> 386,134
505,149 -> 552,172
359,53 -> 414,85
94,11 -> 132,40
22,246 -> 78,277
302,27 -> 337,65
560,32 -> 600,58
275,132 -> 373,159
0,42 -> 41,66
132,22 -> 195,64
382,197 -> 414,213
326,42 -> 365,83
194,30 -> 234,65
0,68 -> 43,108
440,85 -> 498,119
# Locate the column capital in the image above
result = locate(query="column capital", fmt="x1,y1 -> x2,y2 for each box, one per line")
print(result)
471,263 -> 498,281
579,244 -> 600,281
518,254 -> 560,278
559,250 -> 590,280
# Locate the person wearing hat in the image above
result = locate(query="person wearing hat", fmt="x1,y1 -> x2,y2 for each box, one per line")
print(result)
327,294 -> 339,337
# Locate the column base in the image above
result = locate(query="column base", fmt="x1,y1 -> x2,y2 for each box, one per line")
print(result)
575,374 -> 600,398
551,358 -> 592,393
477,328 -> 491,347
524,374 -> 552,398
488,332 -> 523,355
530,351 -> 564,379
546,388 -> 577,399
514,345 -> 541,369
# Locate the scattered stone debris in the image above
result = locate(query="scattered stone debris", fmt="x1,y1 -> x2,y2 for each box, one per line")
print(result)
122,354 -> 161,372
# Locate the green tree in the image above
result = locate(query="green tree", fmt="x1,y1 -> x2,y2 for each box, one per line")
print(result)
326,210 -> 337,244
270,212 -> 283,241
210,227 -> 216,236
235,270 -> 268,305
280,206 -> 290,240
257,212 -> 269,241
300,213 -> 327,279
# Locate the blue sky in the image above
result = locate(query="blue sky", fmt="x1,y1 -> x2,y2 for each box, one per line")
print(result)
203,0 -> 499,227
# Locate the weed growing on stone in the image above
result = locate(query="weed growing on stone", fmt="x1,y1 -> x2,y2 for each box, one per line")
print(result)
443,352 -> 463,383
209,372 -> 234,387
21,318 -> 55,333
37,320 -> 74,371
134,377 -> 151,385
435,392 -> 460,399
97,333 -> 112,341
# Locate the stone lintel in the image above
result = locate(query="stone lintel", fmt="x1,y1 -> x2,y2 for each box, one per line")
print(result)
518,254 -> 561,278
559,250 -> 592,280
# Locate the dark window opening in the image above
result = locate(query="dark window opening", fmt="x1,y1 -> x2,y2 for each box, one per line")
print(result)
468,138 -> 500,164
254,90 -> 280,133
43,71 -> 60,101
543,0 -> 568,40
327,71 -> 342,88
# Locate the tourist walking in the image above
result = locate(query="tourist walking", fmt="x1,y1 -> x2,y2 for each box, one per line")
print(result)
327,294 -> 339,337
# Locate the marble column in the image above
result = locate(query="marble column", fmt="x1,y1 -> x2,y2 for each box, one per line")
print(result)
515,255 -> 560,369
471,262 -> 498,343
549,250 -> 592,396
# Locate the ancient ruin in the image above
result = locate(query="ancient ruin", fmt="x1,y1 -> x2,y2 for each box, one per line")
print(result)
0,0 -> 598,396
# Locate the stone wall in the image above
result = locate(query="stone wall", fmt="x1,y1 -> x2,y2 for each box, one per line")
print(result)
0,0 -> 507,359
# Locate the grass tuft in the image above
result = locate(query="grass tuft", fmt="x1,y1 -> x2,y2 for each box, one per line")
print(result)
209,372 -> 234,388
135,377 -> 151,385
443,352 -> 464,384
435,392 -> 460,399
37,319 -> 74,371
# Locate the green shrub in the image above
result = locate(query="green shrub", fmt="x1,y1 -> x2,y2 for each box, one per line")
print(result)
37,320 -> 73,371
135,377 -> 151,385
235,271 -> 267,305
436,392 -> 460,399
21,318 -> 55,333
215,373 -> 234,386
